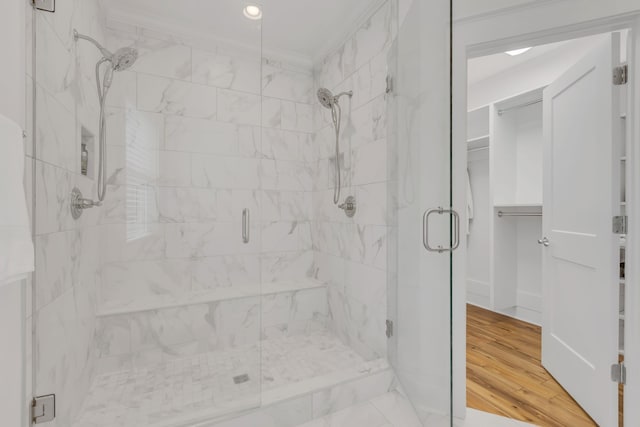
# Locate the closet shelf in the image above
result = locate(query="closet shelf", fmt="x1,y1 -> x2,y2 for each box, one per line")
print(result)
467,134 -> 490,143
467,135 -> 490,151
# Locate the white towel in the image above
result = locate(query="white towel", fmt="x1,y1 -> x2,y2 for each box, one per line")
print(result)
466,169 -> 474,236
0,114 -> 34,286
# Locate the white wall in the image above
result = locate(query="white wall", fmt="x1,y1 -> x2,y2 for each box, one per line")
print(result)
0,0 -> 26,126
466,149 -> 491,308
0,284 -> 24,427
0,0 -> 27,426
514,105 -> 543,204
516,218 -> 542,311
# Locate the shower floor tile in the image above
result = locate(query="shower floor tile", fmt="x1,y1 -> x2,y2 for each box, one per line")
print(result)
73,331 -> 386,427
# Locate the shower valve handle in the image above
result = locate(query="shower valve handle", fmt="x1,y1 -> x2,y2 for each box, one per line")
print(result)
338,196 -> 357,218
70,187 -> 101,220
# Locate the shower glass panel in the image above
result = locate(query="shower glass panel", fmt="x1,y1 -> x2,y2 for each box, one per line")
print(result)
32,2 -> 263,425
31,0 -> 446,425
387,0 -> 454,424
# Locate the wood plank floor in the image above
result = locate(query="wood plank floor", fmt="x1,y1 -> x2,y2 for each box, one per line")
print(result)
466,304 -> 599,427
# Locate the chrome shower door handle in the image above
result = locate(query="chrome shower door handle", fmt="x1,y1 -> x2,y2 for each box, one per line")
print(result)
242,209 -> 250,244
423,207 -> 461,253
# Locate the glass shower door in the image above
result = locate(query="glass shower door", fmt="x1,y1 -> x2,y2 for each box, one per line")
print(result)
387,0 -> 454,424
31,2 -> 264,425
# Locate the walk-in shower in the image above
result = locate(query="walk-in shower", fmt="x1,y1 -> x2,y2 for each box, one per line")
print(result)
317,88 -> 353,211
71,30 -> 138,217
28,0 -> 455,425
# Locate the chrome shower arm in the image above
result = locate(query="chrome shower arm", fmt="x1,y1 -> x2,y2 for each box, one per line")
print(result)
333,91 -> 354,101
73,29 -> 113,60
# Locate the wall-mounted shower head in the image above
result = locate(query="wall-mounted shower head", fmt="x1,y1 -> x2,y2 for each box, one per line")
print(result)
111,47 -> 138,71
74,29 -> 138,72
317,88 -> 336,109
317,88 -> 353,109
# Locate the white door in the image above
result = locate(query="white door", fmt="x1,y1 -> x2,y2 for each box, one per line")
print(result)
542,33 -> 621,426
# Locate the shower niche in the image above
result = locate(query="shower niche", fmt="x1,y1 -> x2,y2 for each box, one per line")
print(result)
80,126 -> 95,178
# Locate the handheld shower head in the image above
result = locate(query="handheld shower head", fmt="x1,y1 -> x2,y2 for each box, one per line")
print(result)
74,29 -> 138,72
317,88 -> 354,110
317,87 -> 353,207
72,29 -> 140,207
317,88 -> 335,109
111,47 -> 138,71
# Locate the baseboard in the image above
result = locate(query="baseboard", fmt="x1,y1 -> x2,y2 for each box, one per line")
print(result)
517,290 -> 542,313
467,279 -> 491,308
467,279 -> 490,296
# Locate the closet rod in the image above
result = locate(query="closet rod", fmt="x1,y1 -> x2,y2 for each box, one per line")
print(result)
497,211 -> 542,218
497,98 -> 542,116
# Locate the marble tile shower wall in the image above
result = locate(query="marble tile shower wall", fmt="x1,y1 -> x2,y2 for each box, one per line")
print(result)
27,0 -> 108,425
311,1 -> 395,361
26,2 -> 393,423
95,25 -> 325,371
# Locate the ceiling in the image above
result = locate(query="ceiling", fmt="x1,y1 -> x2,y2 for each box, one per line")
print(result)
102,0 -> 379,64
467,40 -> 573,87
467,34 -> 611,87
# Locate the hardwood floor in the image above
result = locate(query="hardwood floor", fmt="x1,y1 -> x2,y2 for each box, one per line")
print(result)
466,304 -> 598,427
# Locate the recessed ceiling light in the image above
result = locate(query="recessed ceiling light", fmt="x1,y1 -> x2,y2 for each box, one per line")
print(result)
505,47 -> 532,56
243,5 -> 262,20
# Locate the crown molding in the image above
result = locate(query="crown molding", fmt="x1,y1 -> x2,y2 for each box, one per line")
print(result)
454,0 -> 566,25
104,7 -> 315,70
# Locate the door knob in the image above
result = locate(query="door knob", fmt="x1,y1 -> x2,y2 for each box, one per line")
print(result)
538,237 -> 550,247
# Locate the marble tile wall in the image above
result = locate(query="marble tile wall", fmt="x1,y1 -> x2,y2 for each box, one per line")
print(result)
99,27 -> 316,302
94,24 -> 322,369
311,0 -> 395,361
27,0 -> 107,425
95,286 -> 328,373
27,1 -> 396,423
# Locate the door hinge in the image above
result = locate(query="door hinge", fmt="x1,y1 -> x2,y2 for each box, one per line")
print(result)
386,75 -> 394,94
613,216 -> 628,234
32,394 -> 55,424
613,65 -> 628,85
611,362 -> 626,385
33,0 -> 55,12
386,319 -> 394,338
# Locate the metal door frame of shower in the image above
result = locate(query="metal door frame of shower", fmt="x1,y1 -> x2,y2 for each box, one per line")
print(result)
452,5 -> 640,426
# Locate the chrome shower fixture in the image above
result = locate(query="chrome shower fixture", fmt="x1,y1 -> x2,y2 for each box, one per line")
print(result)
317,88 -> 353,109
71,30 -> 138,218
73,30 -> 138,72
317,88 -> 353,207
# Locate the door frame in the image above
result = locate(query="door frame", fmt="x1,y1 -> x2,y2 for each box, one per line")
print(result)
452,5 -> 640,426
